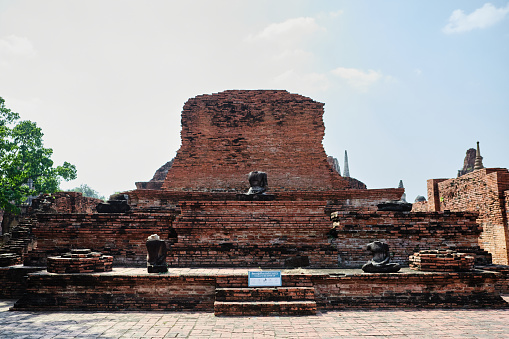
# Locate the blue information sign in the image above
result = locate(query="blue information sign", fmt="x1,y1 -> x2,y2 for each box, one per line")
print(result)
248,271 -> 282,287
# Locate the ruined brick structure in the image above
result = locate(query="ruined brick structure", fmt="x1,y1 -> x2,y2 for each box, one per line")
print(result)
4,90 -> 508,312
47,249 -> 113,274
30,192 -> 102,214
135,159 -> 174,190
330,211 -> 483,267
426,168 -> 509,264
13,268 -> 506,311
23,91 -> 498,270
409,250 -> 475,272
458,148 -> 476,177
162,90 -> 349,192
26,213 -> 175,266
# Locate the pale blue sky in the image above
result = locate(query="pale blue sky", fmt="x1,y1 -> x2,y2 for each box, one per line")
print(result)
0,1 -> 508,200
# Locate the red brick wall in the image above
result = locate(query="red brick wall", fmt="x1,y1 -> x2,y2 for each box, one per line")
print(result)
330,211 -> 481,267
506,190 -> 509,233
427,168 -> 509,264
313,271 -> 505,309
125,188 -> 404,212
169,200 -> 338,267
30,192 -> 102,214
26,213 -> 175,266
14,274 -> 216,311
0,266 -> 43,298
27,193 -> 479,269
427,178 -> 448,212
411,201 -> 428,212
12,270 -> 506,310
478,265 -> 509,293
161,90 -> 349,192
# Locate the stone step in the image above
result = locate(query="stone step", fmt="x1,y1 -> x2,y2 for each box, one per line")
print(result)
214,300 -> 317,316
215,287 -> 315,302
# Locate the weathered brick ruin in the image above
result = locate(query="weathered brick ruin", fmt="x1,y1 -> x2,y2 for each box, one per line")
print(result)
47,249 -> 113,274
330,211 -> 484,267
409,250 -> 475,272
2,90 -> 508,313
161,90 -> 349,192
31,191 -> 102,214
457,148 -> 476,177
420,168 -> 509,265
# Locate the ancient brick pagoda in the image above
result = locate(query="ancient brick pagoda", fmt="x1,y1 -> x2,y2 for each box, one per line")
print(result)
164,90 -> 350,192
4,90 -> 509,314
136,90 -> 351,192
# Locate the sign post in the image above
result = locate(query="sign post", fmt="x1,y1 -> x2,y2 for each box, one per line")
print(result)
248,271 -> 282,287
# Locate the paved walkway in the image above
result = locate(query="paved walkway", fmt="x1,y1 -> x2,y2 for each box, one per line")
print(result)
2,299 -> 509,338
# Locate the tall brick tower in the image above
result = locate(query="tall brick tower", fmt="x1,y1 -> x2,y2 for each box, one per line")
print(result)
161,90 -> 349,192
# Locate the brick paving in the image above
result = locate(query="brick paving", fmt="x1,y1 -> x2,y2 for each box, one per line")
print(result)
2,298 -> 509,338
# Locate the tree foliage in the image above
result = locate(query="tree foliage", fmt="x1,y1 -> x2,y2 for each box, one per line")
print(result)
69,184 -> 105,200
0,97 -> 77,213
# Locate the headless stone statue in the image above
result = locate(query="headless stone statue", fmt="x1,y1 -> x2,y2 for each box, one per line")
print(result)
97,194 -> 130,213
362,241 -> 400,273
377,200 -> 412,212
247,171 -> 268,195
146,234 -> 168,273
237,171 -> 275,201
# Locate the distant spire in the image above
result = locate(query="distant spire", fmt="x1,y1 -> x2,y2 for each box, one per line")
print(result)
398,180 -> 407,202
474,141 -> 484,170
343,150 -> 350,177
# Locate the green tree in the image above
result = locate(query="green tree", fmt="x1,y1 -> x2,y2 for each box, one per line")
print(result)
69,184 -> 105,200
0,97 -> 77,217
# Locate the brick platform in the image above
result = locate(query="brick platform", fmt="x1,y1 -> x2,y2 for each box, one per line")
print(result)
169,200 -> 338,268
25,213 -> 175,266
0,265 -> 44,299
409,250 -> 475,272
0,254 -> 21,267
11,268 -> 508,312
477,265 -> 509,294
214,287 -> 317,316
47,249 -> 113,273
330,210 -> 482,267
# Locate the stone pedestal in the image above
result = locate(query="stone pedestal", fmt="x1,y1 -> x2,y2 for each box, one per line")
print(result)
409,250 -> 474,272
146,236 -> 168,273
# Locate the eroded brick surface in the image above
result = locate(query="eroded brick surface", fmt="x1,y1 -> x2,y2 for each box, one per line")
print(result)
409,250 -> 475,272
31,192 -> 102,214
161,90 -> 350,192
330,211 -> 481,267
26,213 -> 175,267
168,200 -> 337,268
426,168 -> 509,264
11,268 -> 507,311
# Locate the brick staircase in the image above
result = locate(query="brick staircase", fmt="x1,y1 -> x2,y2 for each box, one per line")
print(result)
0,221 -> 36,266
214,286 -> 317,316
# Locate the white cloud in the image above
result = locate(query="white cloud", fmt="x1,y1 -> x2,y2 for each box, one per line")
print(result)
331,67 -> 384,92
0,35 -> 36,57
271,48 -> 313,62
329,10 -> 344,18
243,17 -> 328,95
443,3 -> 509,34
273,69 -> 330,93
248,17 -> 325,44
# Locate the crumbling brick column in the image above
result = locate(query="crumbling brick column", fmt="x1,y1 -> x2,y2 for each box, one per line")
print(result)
162,90 -> 349,192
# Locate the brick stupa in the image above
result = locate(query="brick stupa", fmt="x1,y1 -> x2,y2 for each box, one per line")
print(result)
6,90 -> 508,313
161,90 -> 349,192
